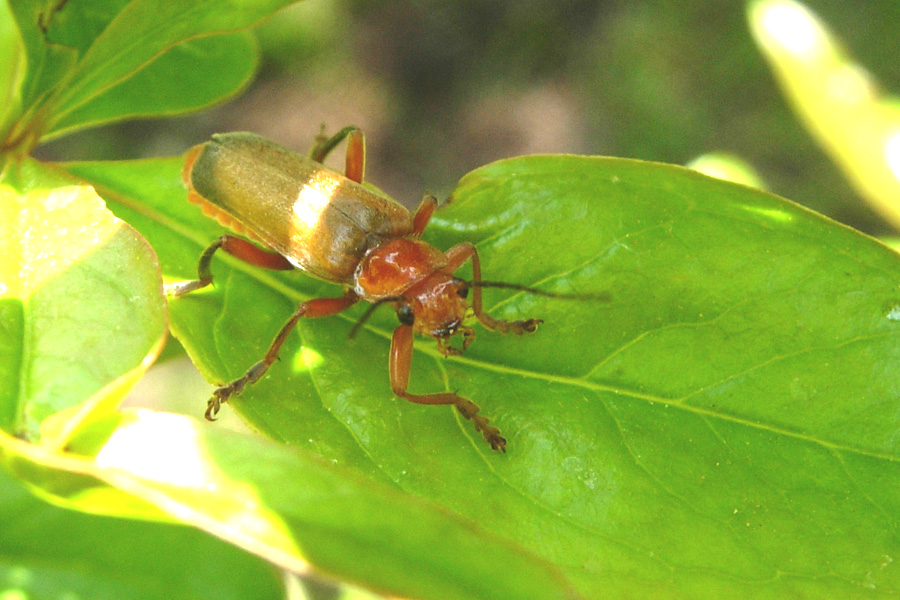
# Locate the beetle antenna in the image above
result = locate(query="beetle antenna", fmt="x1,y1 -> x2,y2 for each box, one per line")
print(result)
464,280 -> 610,301
349,296 -> 405,339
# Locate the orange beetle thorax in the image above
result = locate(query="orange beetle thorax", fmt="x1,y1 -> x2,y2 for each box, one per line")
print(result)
354,238 -> 470,338
354,238 -> 448,298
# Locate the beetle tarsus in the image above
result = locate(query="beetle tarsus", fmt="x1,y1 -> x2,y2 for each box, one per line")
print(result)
471,415 -> 506,452
205,382 -> 241,421
164,278 -> 212,298
204,360 -> 268,421
309,125 -> 361,164
200,338 -> 274,422
453,396 -> 507,452
436,337 -> 463,357
205,401 -> 218,420
205,394 -> 223,421
479,316 -> 543,335
482,422 -> 507,452
513,317 -> 543,334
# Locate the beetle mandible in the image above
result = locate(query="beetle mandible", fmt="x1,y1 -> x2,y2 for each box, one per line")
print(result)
167,127 -> 553,452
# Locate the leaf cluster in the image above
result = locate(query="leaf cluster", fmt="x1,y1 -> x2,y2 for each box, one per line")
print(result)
1,2 -> 900,599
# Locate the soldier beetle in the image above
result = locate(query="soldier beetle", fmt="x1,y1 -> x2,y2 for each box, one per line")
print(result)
167,127 -> 593,451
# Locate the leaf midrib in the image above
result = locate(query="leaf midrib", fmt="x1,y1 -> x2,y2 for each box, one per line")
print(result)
443,342 -> 900,464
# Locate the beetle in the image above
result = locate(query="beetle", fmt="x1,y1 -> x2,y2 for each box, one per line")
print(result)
167,127 -> 562,451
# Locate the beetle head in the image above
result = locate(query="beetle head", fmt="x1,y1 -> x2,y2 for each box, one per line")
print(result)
400,274 -> 475,354
348,272 -> 474,353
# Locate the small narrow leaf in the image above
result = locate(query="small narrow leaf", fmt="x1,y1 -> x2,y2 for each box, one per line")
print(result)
0,1 -> 24,135
5,0 -> 78,112
749,0 -> 900,227
45,0 -> 302,129
44,32 -> 259,139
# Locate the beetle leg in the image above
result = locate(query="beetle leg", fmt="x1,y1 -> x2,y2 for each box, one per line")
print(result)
165,235 -> 294,297
308,125 -> 366,181
460,325 -> 476,350
390,324 -> 506,452
206,290 -> 360,420
309,125 -> 358,162
436,336 -> 461,357
444,242 -> 543,335
343,129 -> 366,183
411,193 -> 438,238
435,325 -> 475,357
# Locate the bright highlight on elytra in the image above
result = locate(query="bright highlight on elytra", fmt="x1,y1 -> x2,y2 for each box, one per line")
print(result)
293,171 -> 340,234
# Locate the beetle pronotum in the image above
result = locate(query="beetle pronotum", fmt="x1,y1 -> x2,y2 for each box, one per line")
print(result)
168,127 -> 576,451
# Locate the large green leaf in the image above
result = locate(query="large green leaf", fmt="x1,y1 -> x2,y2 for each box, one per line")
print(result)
0,162 -> 166,445
62,152 -> 900,598
0,464 -> 285,600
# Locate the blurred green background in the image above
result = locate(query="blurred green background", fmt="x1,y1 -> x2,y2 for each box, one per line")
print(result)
34,0 -> 900,234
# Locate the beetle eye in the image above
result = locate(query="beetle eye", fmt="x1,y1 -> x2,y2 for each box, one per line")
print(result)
397,304 -> 415,326
451,278 -> 469,298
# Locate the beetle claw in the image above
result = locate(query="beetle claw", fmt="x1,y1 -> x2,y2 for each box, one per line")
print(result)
205,378 -> 249,421
521,318 -> 543,333
503,317 -> 543,335
476,418 -> 507,452
437,341 -> 462,357
204,396 -> 221,421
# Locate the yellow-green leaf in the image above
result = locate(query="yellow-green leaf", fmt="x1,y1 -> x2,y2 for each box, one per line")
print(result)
749,0 -> 900,227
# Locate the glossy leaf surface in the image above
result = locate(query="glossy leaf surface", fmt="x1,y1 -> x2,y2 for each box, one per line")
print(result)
64,153 -> 900,598
0,169 -> 166,444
